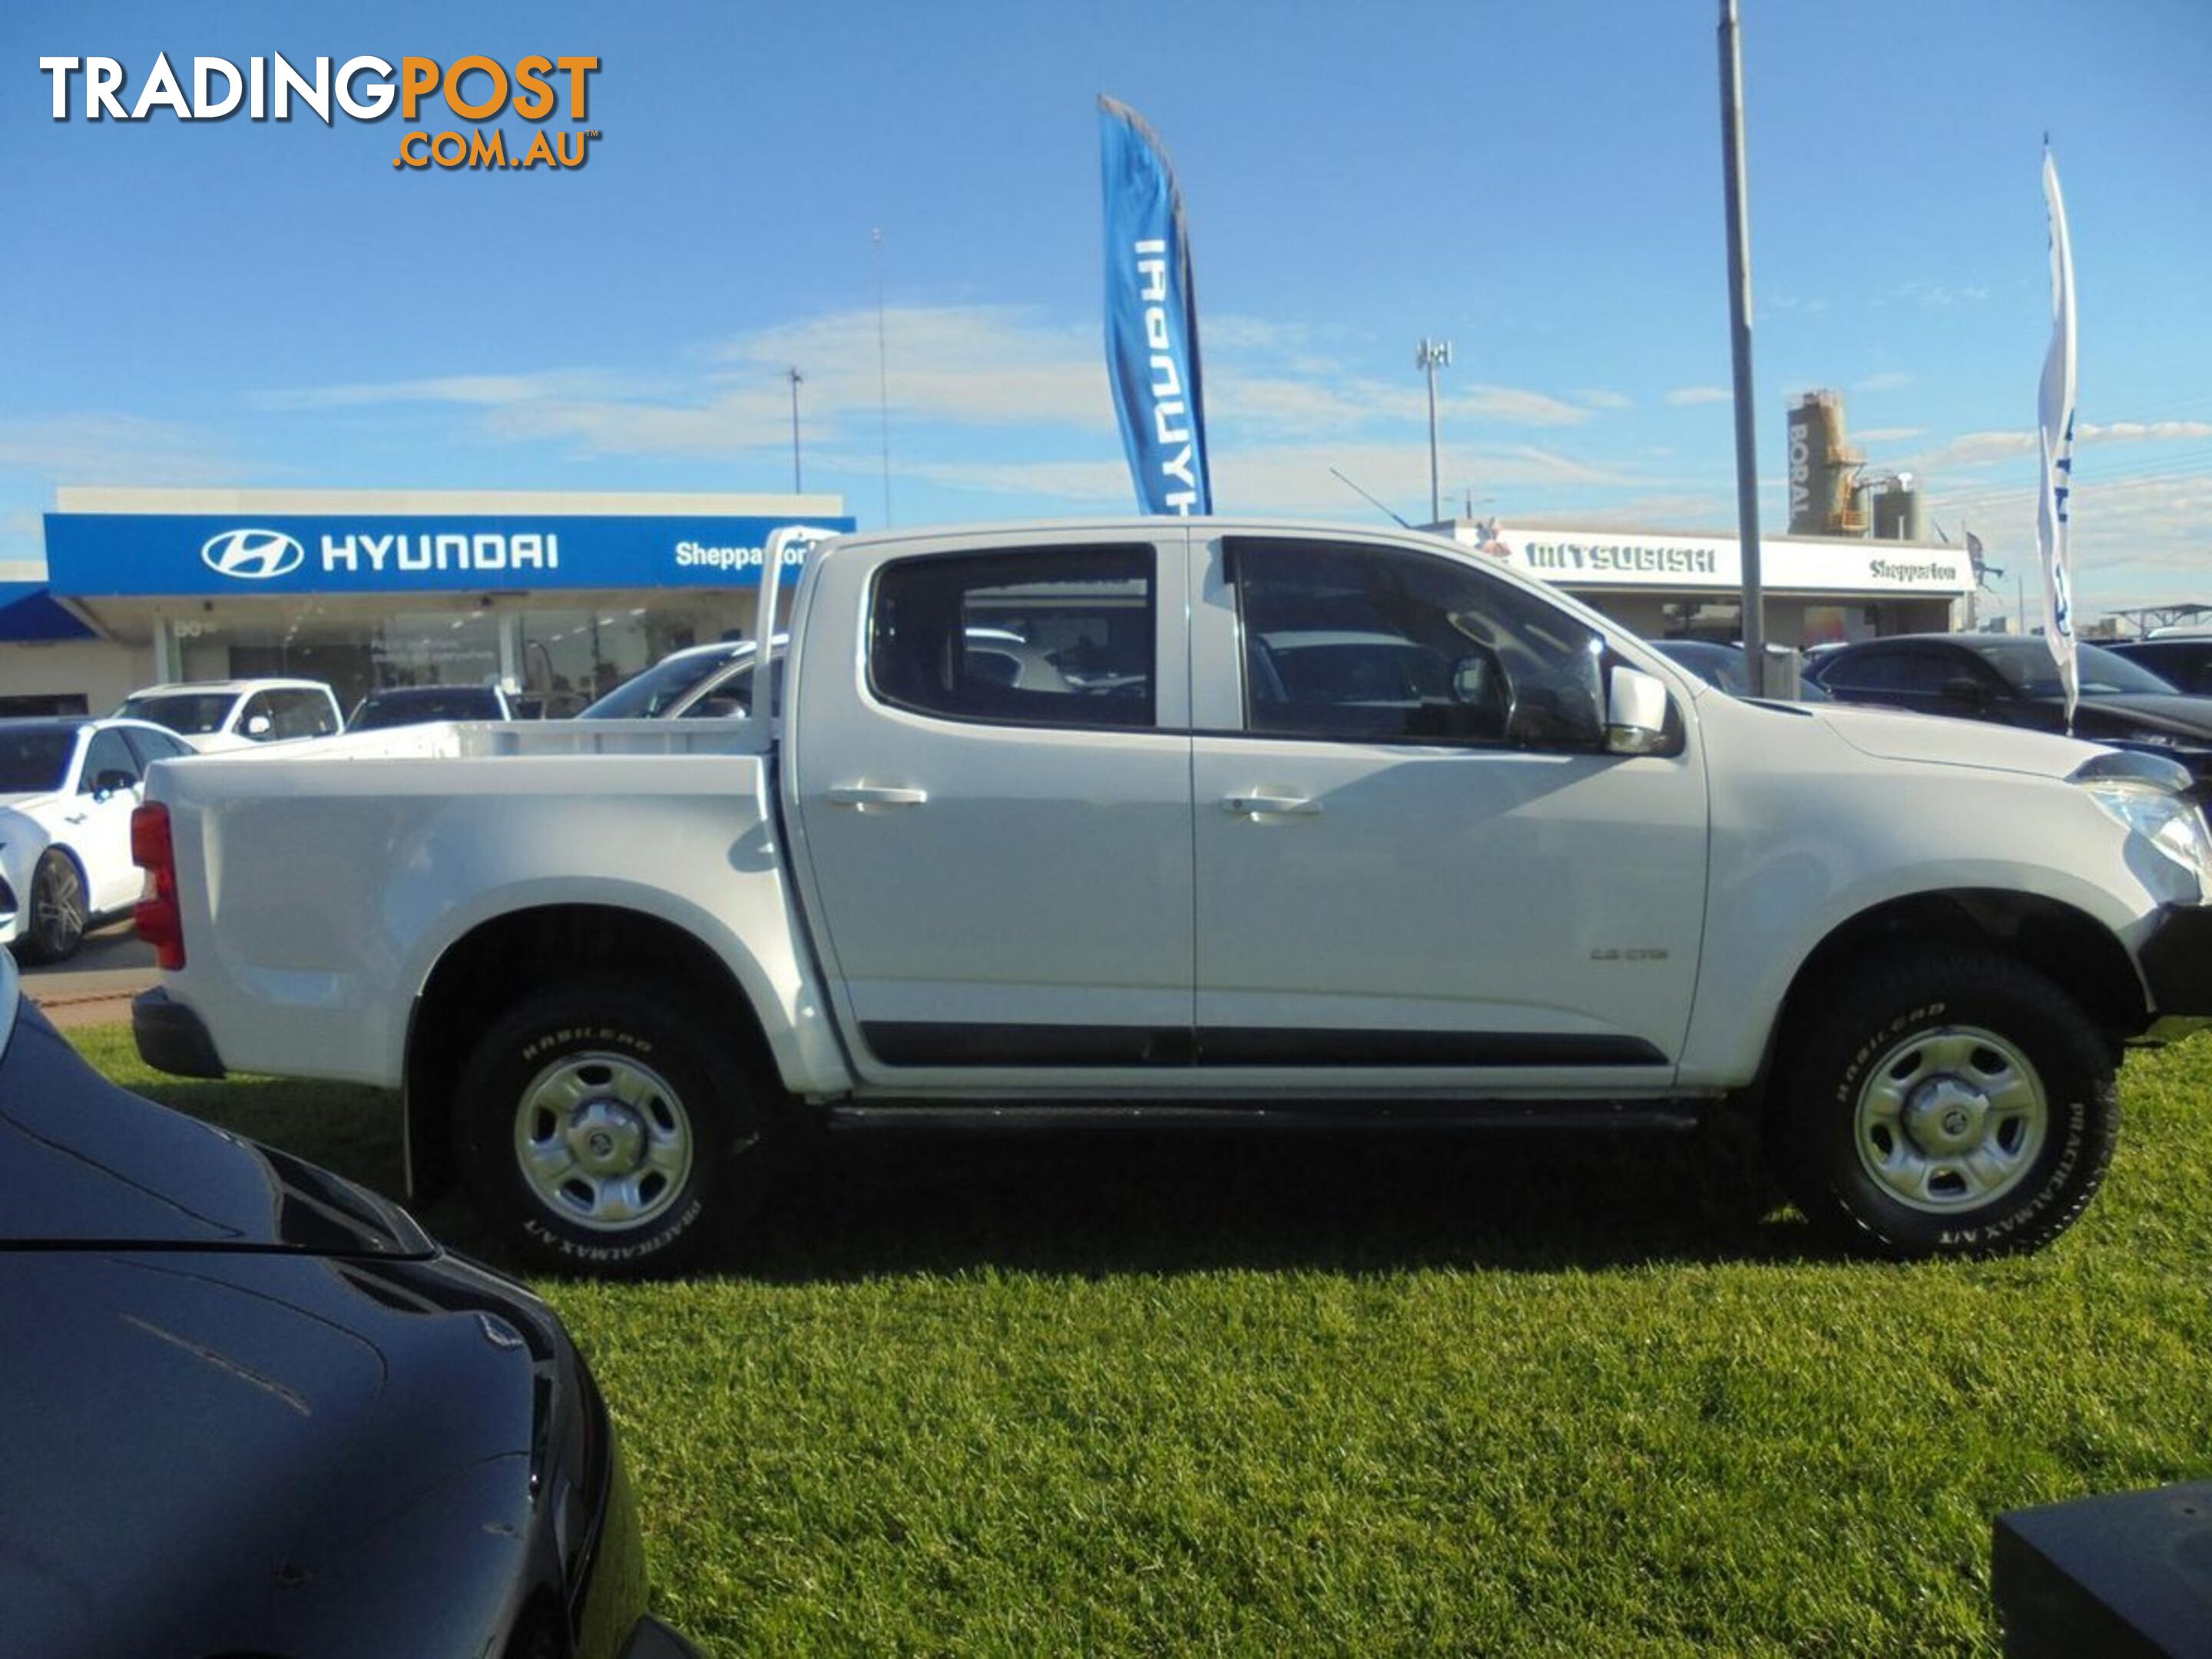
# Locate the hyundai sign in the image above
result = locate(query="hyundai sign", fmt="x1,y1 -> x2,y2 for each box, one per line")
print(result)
42,512 -> 858,597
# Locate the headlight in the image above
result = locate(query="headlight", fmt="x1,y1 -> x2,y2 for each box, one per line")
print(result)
2083,780 -> 2212,903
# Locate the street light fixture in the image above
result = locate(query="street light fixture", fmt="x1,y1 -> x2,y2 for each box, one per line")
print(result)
1416,338 -> 1452,526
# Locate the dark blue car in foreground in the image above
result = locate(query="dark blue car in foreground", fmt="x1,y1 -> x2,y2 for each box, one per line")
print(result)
0,948 -> 697,1659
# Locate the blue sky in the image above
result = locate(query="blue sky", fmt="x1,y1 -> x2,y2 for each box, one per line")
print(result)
2,0 -> 2207,619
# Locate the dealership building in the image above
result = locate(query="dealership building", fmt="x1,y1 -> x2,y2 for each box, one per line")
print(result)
2,488 -> 853,718
0,487 -> 1969,719
1435,518 -> 1972,644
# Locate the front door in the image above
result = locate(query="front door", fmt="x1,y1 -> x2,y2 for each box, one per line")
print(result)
790,531 -> 1194,1085
1187,533 -> 1708,1088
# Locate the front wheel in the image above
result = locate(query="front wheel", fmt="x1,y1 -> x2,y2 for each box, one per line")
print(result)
455,981 -> 767,1277
1770,948 -> 2118,1258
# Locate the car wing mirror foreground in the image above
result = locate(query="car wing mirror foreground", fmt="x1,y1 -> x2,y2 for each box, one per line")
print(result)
1606,665 -> 1677,757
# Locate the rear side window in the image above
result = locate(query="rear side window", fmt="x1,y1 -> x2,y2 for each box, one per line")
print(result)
869,547 -> 1155,729
283,690 -> 341,737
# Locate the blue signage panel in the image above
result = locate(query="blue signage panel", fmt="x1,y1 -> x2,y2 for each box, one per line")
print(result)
41,513 -> 856,598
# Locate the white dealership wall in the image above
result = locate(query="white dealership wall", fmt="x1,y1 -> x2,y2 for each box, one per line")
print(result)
1435,519 -> 1972,644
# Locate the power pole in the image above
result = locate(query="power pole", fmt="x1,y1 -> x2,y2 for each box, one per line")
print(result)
1718,0 -> 1767,694
873,228 -> 892,528
1417,338 -> 1452,525
786,366 -> 804,494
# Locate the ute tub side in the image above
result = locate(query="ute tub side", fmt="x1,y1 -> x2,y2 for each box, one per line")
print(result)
1676,700 -> 2167,1089
146,746 -> 850,1098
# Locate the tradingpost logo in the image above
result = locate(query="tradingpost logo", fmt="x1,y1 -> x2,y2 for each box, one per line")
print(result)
38,53 -> 601,173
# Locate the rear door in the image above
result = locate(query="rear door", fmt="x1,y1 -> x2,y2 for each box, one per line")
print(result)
1186,531 -> 1708,1089
788,528 -> 1195,1087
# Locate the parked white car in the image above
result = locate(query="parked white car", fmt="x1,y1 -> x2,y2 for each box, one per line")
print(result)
0,717 -> 197,961
116,679 -> 343,753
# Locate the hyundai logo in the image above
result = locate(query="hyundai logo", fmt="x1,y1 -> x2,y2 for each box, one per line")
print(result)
201,528 -> 305,581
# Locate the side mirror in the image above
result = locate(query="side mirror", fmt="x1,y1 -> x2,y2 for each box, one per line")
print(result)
1606,666 -> 1674,756
91,768 -> 138,800
244,714 -> 273,737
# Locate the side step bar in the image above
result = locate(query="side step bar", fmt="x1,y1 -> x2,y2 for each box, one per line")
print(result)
822,1099 -> 1707,1135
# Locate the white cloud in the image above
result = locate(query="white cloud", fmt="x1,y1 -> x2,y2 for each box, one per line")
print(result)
0,413 -> 241,485
1664,386 -> 1731,407
1575,389 -> 1634,411
1906,418 -> 2212,475
1853,426 -> 1926,445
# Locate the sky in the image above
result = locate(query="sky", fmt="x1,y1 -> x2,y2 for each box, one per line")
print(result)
2,0 -> 2207,624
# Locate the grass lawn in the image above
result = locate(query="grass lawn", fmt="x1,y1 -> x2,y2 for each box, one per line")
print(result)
71,1024 -> 2212,1656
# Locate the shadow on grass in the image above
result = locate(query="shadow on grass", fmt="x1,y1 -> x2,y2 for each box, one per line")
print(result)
133,1066 -> 1819,1280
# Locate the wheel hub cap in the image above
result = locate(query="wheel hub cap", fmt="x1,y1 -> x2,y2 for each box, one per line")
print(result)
514,1051 -> 694,1233
1853,1024 -> 2049,1214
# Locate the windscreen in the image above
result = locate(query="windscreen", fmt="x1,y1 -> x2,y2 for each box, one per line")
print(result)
578,644 -> 748,719
349,689 -> 501,730
1975,640 -> 2179,698
117,692 -> 234,735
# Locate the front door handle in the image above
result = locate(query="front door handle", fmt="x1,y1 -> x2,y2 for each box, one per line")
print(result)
1222,793 -> 1320,817
827,783 -> 929,809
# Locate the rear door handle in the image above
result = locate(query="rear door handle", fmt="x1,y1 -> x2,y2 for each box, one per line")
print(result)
1222,793 -> 1320,817
827,784 -> 929,808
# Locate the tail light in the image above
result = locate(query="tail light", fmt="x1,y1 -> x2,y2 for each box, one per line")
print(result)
132,801 -> 185,970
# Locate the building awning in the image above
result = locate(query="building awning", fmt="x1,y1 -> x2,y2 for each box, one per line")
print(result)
0,584 -> 95,642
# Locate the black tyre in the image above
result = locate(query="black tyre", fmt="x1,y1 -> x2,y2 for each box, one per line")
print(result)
455,980 -> 767,1277
17,849 -> 87,965
1770,947 -> 2117,1258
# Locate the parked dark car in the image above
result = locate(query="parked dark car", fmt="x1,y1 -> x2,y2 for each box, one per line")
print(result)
2107,635 -> 2212,697
349,683 -> 532,732
1810,633 -> 2212,788
1647,639 -> 1832,701
0,950 -> 697,1659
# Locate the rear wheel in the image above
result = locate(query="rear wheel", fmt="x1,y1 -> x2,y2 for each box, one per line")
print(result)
1770,948 -> 2117,1258
18,849 -> 87,965
456,981 -> 767,1276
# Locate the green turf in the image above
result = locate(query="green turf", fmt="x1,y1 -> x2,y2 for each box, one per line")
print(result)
71,1024 -> 2212,1656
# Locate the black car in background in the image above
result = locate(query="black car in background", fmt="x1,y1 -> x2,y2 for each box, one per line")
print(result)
2107,635 -> 2212,697
0,950 -> 696,1659
1810,633 -> 2212,789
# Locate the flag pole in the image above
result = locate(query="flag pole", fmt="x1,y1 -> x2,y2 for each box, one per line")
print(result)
1718,0 -> 1767,695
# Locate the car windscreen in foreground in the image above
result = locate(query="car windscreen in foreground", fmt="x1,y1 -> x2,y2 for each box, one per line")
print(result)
118,693 -> 234,735
0,728 -> 74,793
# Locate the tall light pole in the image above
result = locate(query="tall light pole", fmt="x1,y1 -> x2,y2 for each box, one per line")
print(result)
1717,0 -> 1767,694
872,227 -> 892,527
786,366 -> 804,493
1417,337 -> 1452,525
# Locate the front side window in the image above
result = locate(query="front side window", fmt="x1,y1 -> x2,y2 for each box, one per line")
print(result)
79,729 -> 141,794
1230,539 -> 1604,748
869,546 -> 1156,729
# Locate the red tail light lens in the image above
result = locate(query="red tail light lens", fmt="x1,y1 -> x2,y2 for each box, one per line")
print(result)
131,801 -> 184,970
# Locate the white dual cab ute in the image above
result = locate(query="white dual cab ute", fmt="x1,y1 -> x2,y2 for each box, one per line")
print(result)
131,518 -> 2212,1275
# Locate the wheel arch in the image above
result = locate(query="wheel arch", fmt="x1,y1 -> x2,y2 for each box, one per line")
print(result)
402,903 -> 784,1204
1763,889 -> 2147,1093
